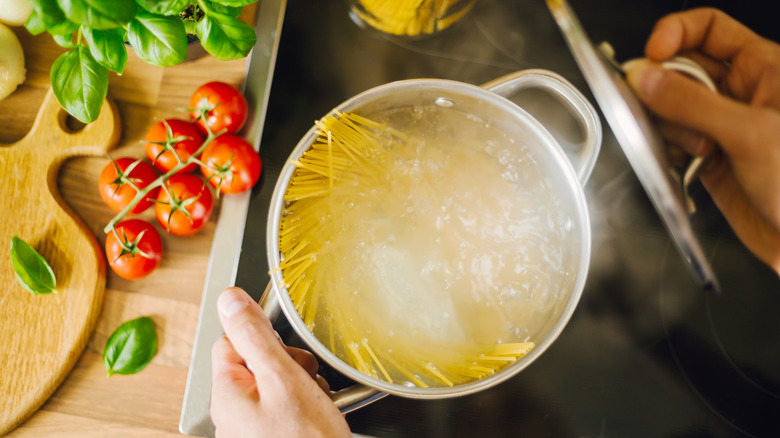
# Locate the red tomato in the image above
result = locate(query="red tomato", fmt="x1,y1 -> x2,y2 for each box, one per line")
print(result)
189,81 -> 248,135
200,134 -> 262,194
155,174 -> 214,236
98,157 -> 159,214
145,119 -> 204,174
105,219 -> 163,280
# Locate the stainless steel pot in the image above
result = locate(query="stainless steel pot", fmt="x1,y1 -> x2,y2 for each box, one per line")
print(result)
262,69 -> 601,411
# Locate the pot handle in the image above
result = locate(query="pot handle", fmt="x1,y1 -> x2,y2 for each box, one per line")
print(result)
481,69 -> 602,185
259,281 -> 388,413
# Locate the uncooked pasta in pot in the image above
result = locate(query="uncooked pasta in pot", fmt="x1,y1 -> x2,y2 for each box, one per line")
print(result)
277,107 -> 574,387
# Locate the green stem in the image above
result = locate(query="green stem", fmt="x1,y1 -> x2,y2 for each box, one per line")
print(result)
102,128 -> 222,234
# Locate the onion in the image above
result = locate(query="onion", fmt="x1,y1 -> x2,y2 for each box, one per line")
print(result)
0,0 -> 32,27
0,22 -> 26,101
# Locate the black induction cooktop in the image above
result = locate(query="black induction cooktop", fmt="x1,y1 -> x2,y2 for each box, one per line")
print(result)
234,1 -> 780,436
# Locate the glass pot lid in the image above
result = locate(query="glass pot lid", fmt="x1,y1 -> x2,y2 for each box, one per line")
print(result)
546,0 -> 719,291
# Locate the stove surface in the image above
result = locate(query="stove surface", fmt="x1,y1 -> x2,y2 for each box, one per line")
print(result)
232,1 -> 780,437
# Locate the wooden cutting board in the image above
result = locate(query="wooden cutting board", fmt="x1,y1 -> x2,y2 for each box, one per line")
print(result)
0,89 -> 121,435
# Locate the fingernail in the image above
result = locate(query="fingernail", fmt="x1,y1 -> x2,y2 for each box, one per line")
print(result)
626,60 -> 664,99
218,288 -> 249,317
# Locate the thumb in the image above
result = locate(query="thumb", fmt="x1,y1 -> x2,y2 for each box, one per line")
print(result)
625,60 -> 755,156
216,287 -> 298,384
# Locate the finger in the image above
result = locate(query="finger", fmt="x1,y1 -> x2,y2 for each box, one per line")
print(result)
315,375 -> 331,394
217,287 -> 301,387
676,50 -> 730,83
657,120 -> 715,157
645,8 -> 758,63
212,334 -> 248,371
286,345 -> 334,395
664,142 -> 690,168
625,60 -> 757,155
210,336 -> 259,423
699,159 -> 780,270
286,346 -> 320,378
742,49 -> 780,109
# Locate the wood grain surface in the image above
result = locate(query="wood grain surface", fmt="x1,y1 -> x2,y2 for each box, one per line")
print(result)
0,89 -> 120,436
0,6 -> 255,436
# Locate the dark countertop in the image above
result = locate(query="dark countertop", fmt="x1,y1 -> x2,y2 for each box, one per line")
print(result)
235,1 -> 780,436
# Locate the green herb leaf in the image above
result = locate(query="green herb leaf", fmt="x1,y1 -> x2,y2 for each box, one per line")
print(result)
208,2 -> 243,17
136,0 -> 190,16
103,316 -> 158,377
57,0 -> 136,29
10,236 -> 57,295
27,0 -> 77,35
48,19 -> 79,36
209,0 -> 256,7
52,32 -> 77,48
25,9 -> 47,35
82,27 -> 128,74
196,10 -> 256,61
29,0 -> 66,25
50,45 -> 109,124
127,11 -> 188,66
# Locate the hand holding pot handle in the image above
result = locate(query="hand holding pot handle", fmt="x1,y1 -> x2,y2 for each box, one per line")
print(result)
211,287 -> 353,437
481,69 -> 603,184
259,282 -> 387,413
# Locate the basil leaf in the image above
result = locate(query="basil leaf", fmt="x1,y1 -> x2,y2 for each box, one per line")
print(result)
208,2 -> 243,17
127,11 -> 187,66
196,10 -> 256,61
25,9 -> 47,35
51,45 -> 109,124
57,0 -> 136,29
52,33 -> 77,48
210,0 -> 256,6
10,236 -> 57,295
136,0 -> 190,16
48,19 -> 79,36
27,0 -> 76,35
29,0 -> 66,26
103,316 -> 158,377
82,27 -> 127,74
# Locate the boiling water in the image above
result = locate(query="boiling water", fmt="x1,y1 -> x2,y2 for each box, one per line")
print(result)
301,105 -> 576,383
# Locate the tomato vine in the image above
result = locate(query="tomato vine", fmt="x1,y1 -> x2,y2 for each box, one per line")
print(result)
102,120 -> 222,235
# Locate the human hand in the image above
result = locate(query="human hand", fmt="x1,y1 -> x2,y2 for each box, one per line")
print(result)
625,8 -> 780,274
210,287 -> 352,438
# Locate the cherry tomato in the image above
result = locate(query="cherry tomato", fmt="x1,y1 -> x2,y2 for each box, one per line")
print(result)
189,81 -> 248,135
98,157 -> 159,214
145,119 -> 204,174
155,174 -> 214,236
200,134 -> 262,194
105,219 -> 163,280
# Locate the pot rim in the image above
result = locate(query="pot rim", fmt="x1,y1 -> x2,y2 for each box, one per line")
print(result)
266,77 -> 592,398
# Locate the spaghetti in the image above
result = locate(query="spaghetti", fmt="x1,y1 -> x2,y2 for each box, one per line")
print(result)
351,0 -> 477,37
277,110 -> 537,388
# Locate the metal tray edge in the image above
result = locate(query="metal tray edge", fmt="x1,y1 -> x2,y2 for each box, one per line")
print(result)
179,0 -> 287,435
